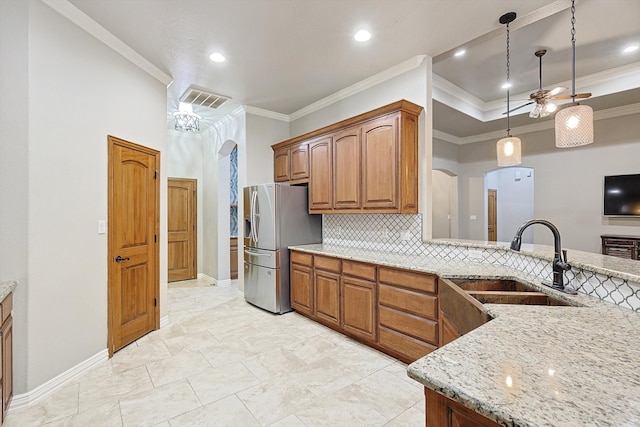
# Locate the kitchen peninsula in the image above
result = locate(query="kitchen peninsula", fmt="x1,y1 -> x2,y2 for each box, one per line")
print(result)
289,241 -> 640,427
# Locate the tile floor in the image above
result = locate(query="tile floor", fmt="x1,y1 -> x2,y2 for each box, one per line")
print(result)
5,279 -> 425,426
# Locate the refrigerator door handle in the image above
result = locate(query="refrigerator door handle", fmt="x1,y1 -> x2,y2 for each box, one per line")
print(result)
251,190 -> 259,242
244,249 -> 272,257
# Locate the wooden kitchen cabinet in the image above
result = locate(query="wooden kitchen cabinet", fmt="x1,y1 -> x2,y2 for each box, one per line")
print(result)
274,142 -> 309,183
439,279 -> 490,347
601,234 -> 640,260
425,388 -> 502,427
313,256 -> 341,327
341,261 -> 377,342
230,237 -> 238,280
0,292 -> 13,423
308,136 -> 333,211
290,252 -> 314,316
272,100 -> 422,214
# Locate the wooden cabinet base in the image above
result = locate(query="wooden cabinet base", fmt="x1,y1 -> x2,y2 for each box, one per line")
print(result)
425,388 -> 501,427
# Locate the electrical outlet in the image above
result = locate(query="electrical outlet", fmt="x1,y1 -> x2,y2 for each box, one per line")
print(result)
336,225 -> 342,236
381,228 -> 389,239
467,249 -> 483,259
400,230 -> 411,241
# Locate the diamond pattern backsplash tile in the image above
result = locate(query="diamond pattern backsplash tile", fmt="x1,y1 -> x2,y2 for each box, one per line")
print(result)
322,214 -> 640,312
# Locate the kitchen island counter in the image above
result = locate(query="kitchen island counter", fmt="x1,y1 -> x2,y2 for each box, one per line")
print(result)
290,243 -> 640,427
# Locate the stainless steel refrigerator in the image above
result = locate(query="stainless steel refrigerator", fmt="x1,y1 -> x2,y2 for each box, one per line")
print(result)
243,183 -> 322,313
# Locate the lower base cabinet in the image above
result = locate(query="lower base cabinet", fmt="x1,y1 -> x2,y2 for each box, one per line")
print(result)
0,292 -> 13,423
289,250 -> 438,363
424,388 -> 501,427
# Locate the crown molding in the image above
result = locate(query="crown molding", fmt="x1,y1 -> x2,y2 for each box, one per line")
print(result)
243,105 -> 290,122
433,129 -> 461,145
453,102 -> 640,145
289,55 -> 427,121
42,0 -> 172,85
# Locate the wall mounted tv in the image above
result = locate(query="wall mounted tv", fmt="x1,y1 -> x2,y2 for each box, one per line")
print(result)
604,174 -> 640,216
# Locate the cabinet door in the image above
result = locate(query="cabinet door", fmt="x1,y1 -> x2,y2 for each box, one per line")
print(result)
291,263 -> 313,316
341,277 -> 376,342
361,115 -> 398,210
290,143 -> 309,180
309,136 -> 333,211
333,127 -> 361,209
274,147 -> 290,182
314,270 -> 340,327
1,317 -> 11,419
425,388 -> 502,427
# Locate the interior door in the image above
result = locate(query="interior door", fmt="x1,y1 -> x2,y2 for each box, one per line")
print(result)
488,189 -> 497,241
108,136 -> 159,355
168,178 -> 197,282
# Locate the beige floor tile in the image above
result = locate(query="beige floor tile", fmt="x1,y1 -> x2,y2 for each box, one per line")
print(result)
45,402 -> 122,427
288,356 -> 362,398
294,393 -> 388,427
384,361 -> 423,390
110,341 -> 173,374
135,323 -> 187,348
268,414 -> 307,427
4,384 -> 79,427
186,362 -> 260,405
383,406 -> 425,426
70,359 -> 115,385
163,330 -> 220,355
241,347 -> 308,382
169,394 -> 260,427
198,337 -> 261,368
237,376 -> 317,426
146,350 -> 212,387
119,380 -> 200,427
79,366 -> 153,413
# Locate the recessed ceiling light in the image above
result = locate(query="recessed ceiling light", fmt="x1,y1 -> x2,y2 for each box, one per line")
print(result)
623,44 -> 639,54
354,29 -> 371,42
454,49 -> 466,57
501,82 -> 512,89
209,52 -> 226,63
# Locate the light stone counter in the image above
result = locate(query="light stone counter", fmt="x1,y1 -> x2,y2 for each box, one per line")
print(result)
0,280 -> 17,302
289,244 -> 640,427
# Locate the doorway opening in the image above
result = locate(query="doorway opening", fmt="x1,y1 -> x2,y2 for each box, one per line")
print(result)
432,169 -> 458,239
484,167 -> 535,243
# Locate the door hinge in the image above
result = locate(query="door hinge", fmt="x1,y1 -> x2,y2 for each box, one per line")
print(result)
154,234 -> 157,243
154,170 -> 158,179
154,298 -> 157,307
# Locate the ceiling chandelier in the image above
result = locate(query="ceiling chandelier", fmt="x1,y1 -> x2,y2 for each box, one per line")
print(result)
496,12 -> 522,167
173,103 -> 200,132
555,0 -> 593,147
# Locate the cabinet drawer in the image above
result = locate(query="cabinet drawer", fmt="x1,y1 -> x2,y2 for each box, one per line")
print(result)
291,251 -> 313,267
379,284 -> 437,320
604,247 -> 634,259
342,261 -> 376,281
379,268 -> 437,294
314,255 -> 341,273
1,293 -> 12,325
379,306 -> 437,345
379,326 -> 436,362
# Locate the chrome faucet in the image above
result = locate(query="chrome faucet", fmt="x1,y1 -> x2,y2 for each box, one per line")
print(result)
510,219 -> 575,294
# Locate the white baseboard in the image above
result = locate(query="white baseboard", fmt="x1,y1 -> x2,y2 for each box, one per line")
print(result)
160,315 -> 169,328
197,273 -> 215,283
215,278 -> 232,288
8,349 -> 109,413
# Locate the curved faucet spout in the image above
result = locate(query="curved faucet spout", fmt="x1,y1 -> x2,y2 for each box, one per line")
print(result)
509,219 -> 573,293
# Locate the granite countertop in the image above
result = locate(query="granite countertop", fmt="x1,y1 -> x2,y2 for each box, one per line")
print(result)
0,280 -> 18,302
289,244 -> 640,427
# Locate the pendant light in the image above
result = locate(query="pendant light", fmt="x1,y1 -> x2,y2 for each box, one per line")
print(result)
555,0 -> 593,147
497,12 -> 522,167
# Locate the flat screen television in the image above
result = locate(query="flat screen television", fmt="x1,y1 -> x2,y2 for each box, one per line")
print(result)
604,174 -> 640,216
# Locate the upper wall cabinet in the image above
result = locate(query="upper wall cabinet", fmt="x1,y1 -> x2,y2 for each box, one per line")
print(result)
272,100 -> 423,214
274,141 -> 309,183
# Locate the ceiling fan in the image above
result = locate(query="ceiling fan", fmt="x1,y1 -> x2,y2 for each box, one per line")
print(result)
507,49 -> 570,118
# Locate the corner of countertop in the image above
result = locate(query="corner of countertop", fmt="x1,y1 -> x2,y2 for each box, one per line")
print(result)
0,280 -> 18,302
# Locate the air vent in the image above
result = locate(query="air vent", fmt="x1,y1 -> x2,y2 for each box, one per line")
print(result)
179,87 -> 230,110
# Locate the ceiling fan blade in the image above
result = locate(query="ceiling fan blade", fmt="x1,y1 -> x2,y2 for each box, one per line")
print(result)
547,86 -> 568,97
502,101 -> 534,115
551,92 -> 592,100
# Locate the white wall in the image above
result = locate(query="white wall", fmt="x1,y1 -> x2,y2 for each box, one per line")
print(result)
432,170 -> 452,238
0,0 -> 29,395
20,1 -> 168,392
167,131 -> 204,274
457,113 -> 640,253
484,167 -> 535,243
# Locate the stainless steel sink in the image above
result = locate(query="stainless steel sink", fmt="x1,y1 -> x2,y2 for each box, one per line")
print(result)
450,279 -> 570,306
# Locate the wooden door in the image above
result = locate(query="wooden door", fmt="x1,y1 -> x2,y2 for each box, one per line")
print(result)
108,136 -> 159,355
333,127 -> 361,209
341,277 -> 376,341
274,147 -> 290,182
361,115 -> 398,210
314,270 -> 340,327
290,143 -> 309,180
308,136 -> 333,211
487,189 -> 497,241
168,178 -> 197,282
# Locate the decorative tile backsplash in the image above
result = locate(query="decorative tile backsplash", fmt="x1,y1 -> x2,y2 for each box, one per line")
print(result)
322,213 -> 640,312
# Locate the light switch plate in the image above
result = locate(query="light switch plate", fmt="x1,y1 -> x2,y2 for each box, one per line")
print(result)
98,220 -> 106,234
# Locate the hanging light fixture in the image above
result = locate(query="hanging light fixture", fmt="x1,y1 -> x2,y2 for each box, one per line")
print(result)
497,12 -> 522,167
555,0 -> 593,147
173,102 -> 200,133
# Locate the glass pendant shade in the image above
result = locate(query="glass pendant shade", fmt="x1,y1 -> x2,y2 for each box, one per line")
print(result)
496,136 -> 522,166
555,104 -> 593,147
